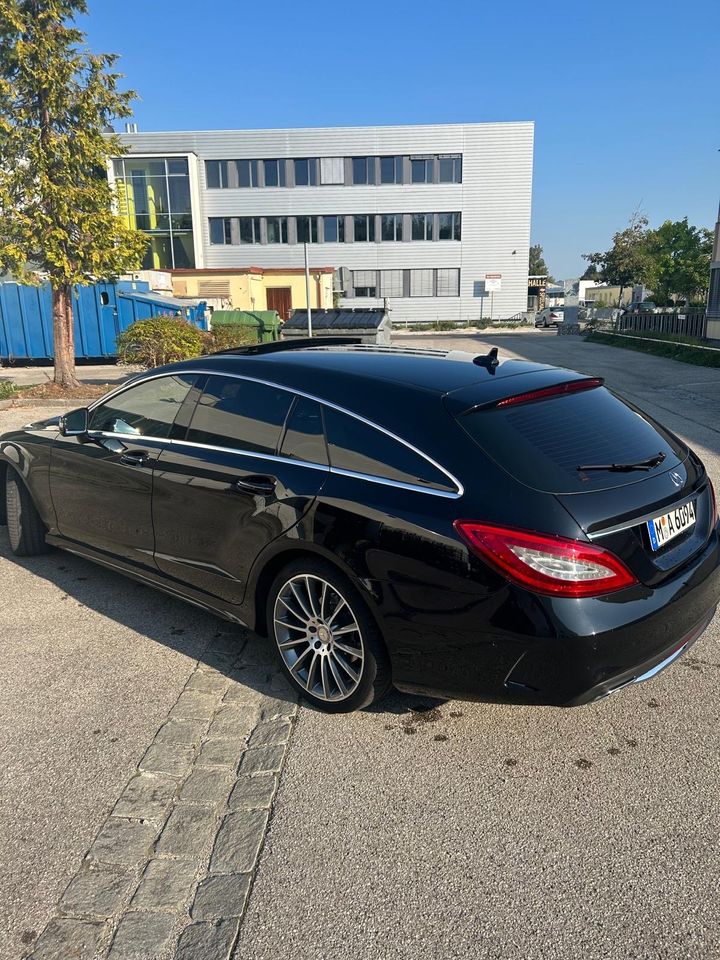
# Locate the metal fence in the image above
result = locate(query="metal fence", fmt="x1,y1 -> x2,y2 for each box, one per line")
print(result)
617,311 -> 707,340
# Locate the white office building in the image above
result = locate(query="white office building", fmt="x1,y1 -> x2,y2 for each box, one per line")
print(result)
111,121 -> 534,324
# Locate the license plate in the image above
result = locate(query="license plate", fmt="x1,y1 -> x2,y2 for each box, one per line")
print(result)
646,500 -> 696,551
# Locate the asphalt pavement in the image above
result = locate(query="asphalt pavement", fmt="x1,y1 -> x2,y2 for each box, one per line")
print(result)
1,333 -> 719,959
237,331 -> 720,960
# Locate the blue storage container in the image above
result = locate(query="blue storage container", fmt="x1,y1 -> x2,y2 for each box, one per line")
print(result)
0,281 -> 208,361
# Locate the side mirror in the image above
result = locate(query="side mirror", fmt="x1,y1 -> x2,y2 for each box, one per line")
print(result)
59,407 -> 89,437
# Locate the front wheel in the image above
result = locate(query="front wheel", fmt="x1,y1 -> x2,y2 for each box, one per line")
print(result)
6,469 -> 50,556
267,559 -> 391,713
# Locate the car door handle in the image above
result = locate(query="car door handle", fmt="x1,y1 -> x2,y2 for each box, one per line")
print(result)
233,476 -> 277,496
119,451 -> 152,467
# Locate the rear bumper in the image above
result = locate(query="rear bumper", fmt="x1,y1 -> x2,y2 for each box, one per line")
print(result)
390,528 -> 720,706
558,607 -> 714,705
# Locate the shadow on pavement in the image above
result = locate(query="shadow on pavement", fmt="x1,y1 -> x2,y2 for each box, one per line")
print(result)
1,539 -> 434,717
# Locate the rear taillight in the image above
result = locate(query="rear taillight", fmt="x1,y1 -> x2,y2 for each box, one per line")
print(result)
495,378 -> 604,409
453,521 -> 637,597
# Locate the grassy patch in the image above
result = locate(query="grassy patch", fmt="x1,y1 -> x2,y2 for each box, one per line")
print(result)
585,331 -> 720,368
0,380 -> 17,401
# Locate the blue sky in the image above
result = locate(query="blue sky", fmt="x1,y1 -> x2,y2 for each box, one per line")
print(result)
81,0 -> 719,279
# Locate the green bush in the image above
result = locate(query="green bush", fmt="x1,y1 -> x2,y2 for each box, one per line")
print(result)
0,380 -> 16,401
116,315 -> 207,368
209,323 -> 258,353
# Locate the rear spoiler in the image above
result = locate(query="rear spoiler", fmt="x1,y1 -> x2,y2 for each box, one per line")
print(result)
444,370 -> 605,417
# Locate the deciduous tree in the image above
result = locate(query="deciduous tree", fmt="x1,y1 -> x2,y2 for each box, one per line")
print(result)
0,0 -> 146,386
583,212 -> 650,307
529,243 -> 553,279
642,218 -> 713,306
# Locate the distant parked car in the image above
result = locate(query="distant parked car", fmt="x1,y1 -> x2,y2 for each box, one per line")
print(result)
623,301 -> 657,316
535,307 -> 564,328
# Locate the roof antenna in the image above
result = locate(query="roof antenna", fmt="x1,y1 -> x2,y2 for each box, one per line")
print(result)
473,346 -> 499,373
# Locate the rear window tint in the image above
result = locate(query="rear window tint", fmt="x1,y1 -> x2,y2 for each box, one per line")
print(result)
324,407 -> 455,493
459,387 -> 684,493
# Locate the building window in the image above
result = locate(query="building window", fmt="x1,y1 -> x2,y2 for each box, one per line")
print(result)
379,270 -> 404,297
411,157 -> 434,183
381,214 -> 403,242
438,212 -> 461,240
237,160 -> 260,188
239,217 -> 261,244
114,156 -> 195,269
439,155 -> 462,183
294,158 -> 318,186
436,268 -> 460,296
411,213 -> 434,241
209,218 -> 232,245
410,269 -> 435,297
205,160 -> 226,188
323,215 -> 345,243
353,270 -> 377,297
351,157 -> 375,185
263,159 -> 286,188
353,214 -> 375,242
320,157 -> 345,185
266,217 -> 288,243
296,216 -> 319,244
380,156 -> 404,184
206,159 -> 260,188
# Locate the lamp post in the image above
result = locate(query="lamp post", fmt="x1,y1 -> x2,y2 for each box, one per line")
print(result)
304,242 -> 313,338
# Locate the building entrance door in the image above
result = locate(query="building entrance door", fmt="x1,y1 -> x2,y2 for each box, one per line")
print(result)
266,287 -> 292,320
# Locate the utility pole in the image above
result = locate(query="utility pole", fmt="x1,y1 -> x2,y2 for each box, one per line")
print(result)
304,242 -> 313,338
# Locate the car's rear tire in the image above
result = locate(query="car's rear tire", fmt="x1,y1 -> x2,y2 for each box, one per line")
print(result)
267,558 -> 392,713
6,469 -> 50,556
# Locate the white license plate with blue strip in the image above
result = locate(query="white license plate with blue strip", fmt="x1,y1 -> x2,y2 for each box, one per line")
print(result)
647,500 -> 696,551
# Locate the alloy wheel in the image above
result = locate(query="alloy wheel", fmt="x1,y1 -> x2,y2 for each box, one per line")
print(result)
273,574 -> 365,702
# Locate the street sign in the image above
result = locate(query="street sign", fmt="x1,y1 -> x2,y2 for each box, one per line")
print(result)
485,273 -> 502,292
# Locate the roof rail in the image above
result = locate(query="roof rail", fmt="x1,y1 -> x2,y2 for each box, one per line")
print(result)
210,336 -> 362,357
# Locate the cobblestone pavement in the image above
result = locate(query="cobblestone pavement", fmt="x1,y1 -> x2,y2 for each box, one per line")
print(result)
28,633 -> 297,960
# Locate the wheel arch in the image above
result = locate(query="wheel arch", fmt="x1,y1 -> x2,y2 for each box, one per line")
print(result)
249,542 -> 385,639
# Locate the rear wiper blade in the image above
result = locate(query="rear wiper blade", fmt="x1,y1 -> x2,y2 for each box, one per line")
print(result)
577,452 -> 666,473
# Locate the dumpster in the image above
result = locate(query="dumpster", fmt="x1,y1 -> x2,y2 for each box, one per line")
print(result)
283,307 -> 391,345
210,310 -> 281,344
0,280 -> 208,362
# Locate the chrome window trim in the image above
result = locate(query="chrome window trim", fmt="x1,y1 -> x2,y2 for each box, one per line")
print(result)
89,368 -> 464,498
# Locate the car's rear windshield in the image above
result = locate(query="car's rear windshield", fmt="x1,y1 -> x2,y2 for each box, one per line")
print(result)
457,386 -> 685,493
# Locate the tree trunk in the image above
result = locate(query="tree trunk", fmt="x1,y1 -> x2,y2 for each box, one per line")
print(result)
52,284 -> 80,388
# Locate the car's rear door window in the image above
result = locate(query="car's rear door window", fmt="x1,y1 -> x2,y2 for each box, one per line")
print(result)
324,406 -> 455,492
279,397 -> 328,466
186,375 -> 293,454
458,386 -> 685,493
89,374 -> 198,438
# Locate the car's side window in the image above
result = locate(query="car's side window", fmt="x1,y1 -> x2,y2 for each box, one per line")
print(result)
323,407 -> 455,492
279,397 -> 328,466
186,375 -> 293,454
88,374 -> 198,438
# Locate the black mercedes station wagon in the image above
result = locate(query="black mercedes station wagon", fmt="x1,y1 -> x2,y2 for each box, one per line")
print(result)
1,340 -> 718,712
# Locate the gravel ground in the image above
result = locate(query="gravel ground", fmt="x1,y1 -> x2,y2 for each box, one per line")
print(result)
236,332 -> 720,960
